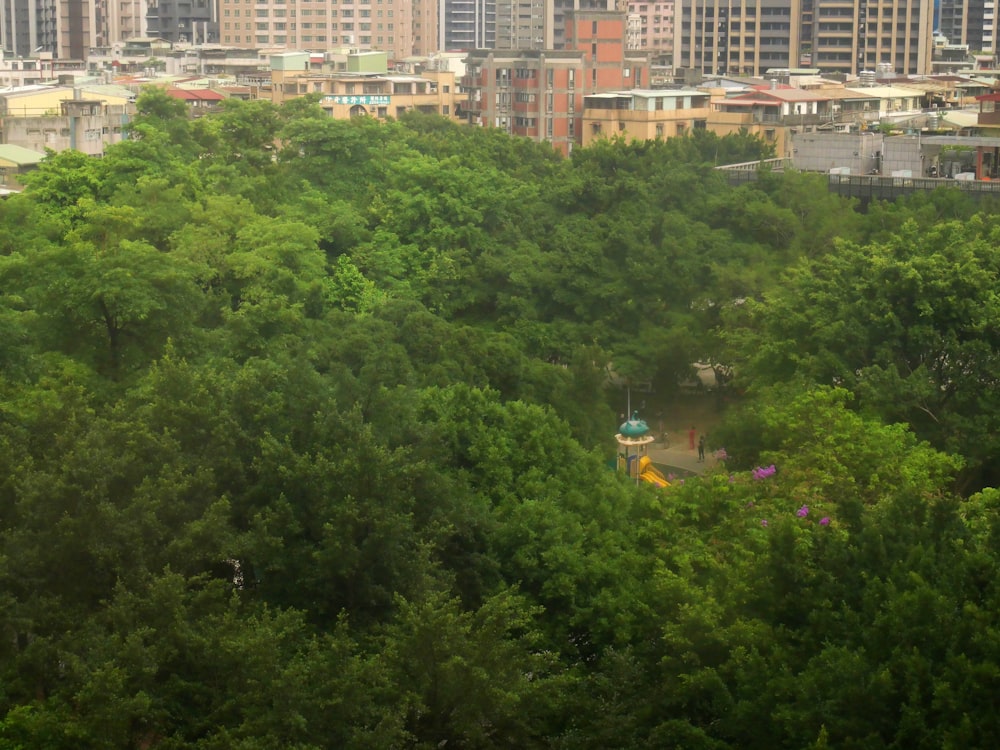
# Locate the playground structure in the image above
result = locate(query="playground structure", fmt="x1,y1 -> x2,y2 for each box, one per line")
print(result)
632,454 -> 671,487
615,411 -> 669,487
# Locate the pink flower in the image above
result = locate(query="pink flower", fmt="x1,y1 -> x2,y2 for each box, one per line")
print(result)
819,517 -> 831,526
760,519 -> 768,527
796,505 -> 809,518
753,464 -> 777,480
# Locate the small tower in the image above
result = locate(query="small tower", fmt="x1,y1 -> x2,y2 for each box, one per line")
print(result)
616,411 -> 656,484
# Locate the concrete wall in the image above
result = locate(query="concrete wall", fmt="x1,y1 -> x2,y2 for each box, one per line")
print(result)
791,131 -> 883,174
881,135 -> 925,177
2,109 -> 130,156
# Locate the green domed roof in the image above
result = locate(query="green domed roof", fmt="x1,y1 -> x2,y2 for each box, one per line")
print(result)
619,411 -> 650,437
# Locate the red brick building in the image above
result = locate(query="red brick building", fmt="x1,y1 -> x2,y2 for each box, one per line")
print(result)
462,11 -> 651,155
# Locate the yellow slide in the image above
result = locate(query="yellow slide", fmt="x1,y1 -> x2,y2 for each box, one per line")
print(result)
637,456 -> 670,488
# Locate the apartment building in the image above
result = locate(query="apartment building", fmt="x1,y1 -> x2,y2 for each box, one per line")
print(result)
673,0 -> 801,77
440,0 -> 493,50
494,0 -> 614,50
267,50 -> 458,118
1,0 -> 96,56
939,0 -> 998,53
627,0 -> 673,53
219,0 -> 425,60
145,0 -> 217,44
463,10 -> 651,154
581,87 -> 708,145
811,0 -> 934,75
0,87 -> 133,156
673,0 -> 933,78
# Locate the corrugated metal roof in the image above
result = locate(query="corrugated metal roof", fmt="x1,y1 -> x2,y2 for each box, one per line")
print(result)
0,144 -> 46,165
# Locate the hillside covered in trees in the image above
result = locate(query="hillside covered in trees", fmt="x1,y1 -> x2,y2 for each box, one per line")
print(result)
3,90 -> 1000,747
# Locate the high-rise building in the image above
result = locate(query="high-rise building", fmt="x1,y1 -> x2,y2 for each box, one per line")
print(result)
463,10 -> 650,154
1,0 -> 94,56
145,0 -> 216,45
939,0 -> 998,53
673,0 -> 934,78
494,0 -> 614,50
812,0 -> 934,75
218,0 -> 425,59
626,0 -> 673,53
440,0 -> 494,50
673,0 -> 800,76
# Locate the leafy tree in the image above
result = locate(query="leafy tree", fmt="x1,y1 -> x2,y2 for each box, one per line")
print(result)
728,215 -> 1000,489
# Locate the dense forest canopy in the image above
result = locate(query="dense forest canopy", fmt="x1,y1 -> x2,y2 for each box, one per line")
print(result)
3,89 -> 1000,747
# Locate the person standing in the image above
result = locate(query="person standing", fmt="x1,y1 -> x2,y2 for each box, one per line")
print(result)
698,435 -> 706,462
688,426 -> 696,451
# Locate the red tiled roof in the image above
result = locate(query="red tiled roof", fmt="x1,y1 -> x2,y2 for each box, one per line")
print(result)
165,88 -> 225,102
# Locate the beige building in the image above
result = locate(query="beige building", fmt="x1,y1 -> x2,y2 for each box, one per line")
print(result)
673,0 -> 934,78
811,0 -> 934,76
0,85 -> 134,156
673,0 -> 802,77
581,88 -> 709,145
0,99 -> 131,155
495,0 -> 616,51
218,0 -> 437,61
627,0 -> 673,54
268,51 -> 459,119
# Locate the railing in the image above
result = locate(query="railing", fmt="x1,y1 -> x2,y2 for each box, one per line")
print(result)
714,158 -> 791,172
828,173 -> 1000,200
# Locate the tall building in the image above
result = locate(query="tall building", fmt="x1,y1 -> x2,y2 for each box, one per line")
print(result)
145,0 -> 216,45
218,0 -> 424,60
412,0 -> 438,54
494,0 -> 614,50
1,0 -> 93,56
102,0 -> 148,42
673,0 -> 934,78
440,0 -> 494,50
463,10 -> 650,154
626,0 -> 673,53
673,0 -> 800,76
939,0 -> 998,53
812,0 -> 934,75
